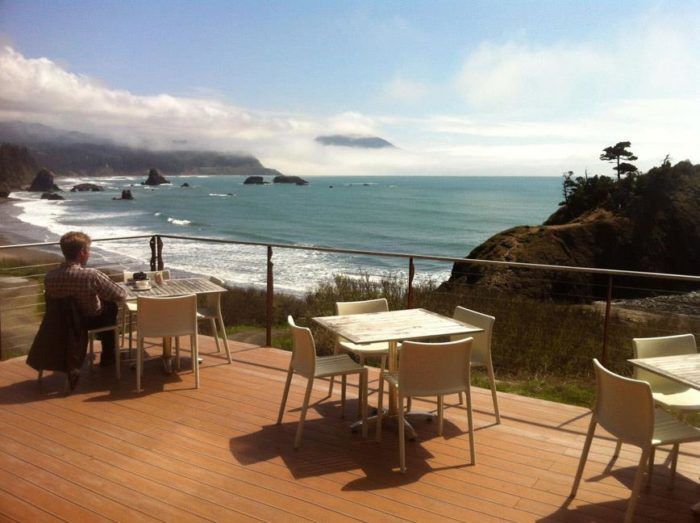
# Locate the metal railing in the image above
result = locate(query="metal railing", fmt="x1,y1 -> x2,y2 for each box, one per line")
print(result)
1,234 -> 699,367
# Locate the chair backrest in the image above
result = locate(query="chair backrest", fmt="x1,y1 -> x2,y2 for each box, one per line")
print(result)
203,275 -> 226,309
451,306 -> 495,366
399,339 -> 472,397
335,298 -> 388,316
123,269 -> 171,282
137,294 -> 197,338
288,316 -> 316,377
592,358 -> 654,448
632,334 -> 697,387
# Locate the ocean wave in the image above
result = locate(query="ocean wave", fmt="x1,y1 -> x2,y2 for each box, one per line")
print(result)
209,193 -> 235,197
167,217 -> 192,226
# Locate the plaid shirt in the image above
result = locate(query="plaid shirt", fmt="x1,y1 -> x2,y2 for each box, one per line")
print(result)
45,262 -> 127,317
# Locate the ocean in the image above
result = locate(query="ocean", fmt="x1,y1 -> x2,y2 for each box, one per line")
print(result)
9,175 -> 562,293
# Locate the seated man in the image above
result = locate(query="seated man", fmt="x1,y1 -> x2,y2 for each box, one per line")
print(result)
45,231 -> 127,367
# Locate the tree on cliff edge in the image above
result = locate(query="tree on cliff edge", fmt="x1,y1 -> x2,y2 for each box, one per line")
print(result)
600,141 -> 638,180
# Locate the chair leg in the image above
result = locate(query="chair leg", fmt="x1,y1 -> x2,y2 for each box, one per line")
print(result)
406,396 -> 412,413
114,329 -> 120,380
295,378 -> 314,449
136,337 -> 143,393
175,336 -> 181,371
486,362 -> 500,424
192,334 -> 200,388
38,370 -> 43,383
465,385 -> 475,465
341,375 -> 347,419
128,310 -> 135,356
669,443 -> 680,488
613,439 -> 622,458
88,335 -> 95,373
356,355 -> 365,420
437,395 -> 444,436
328,344 -> 339,396
571,417 -> 597,497
458,391 -> 464,405
376,372 -> 385,442
217,311 -> 232,363
647,447 -> 655,487
626,448 -> 651,523
398,394 -> 406,473
209,318 -> 221,353
360,370 -> 368,439
277,361 -> 294,424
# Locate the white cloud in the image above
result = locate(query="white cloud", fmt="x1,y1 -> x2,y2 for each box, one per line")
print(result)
383,76 -> 429,103
1,37 -> 699,178
454,11 -> 700,117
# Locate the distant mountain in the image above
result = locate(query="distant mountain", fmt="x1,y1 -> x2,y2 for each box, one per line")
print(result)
0,121 -> 282,177
315,134 -> 395,149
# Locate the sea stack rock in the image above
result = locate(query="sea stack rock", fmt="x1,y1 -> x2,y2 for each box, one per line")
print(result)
71,183 -> 103,192
28,169 -> 61,192
113,189 -> 134,201
243,176 -> 265,185
0,191 -> 9,198
273,174 -> 309,186
142,168 -> 170,186
41,192 -> 64,200
181,182 -> 190,188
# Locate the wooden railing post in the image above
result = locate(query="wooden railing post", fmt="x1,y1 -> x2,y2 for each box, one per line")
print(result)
266,245 -> 274,347
407,257 -> 415,309
156,235 -> 164,270
149,235 -> 157,271
601,275 -> 613,366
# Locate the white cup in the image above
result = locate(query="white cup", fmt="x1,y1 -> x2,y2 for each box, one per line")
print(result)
135,279 -> 149,289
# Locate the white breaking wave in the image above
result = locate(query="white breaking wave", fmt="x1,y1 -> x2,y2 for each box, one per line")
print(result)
167,217 -> 191,226
209,193 -> 234,197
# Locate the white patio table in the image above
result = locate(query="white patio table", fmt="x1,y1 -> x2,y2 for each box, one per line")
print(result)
313,308 -> 483,435
120,277 -> 226,368
628,352 -> 700,515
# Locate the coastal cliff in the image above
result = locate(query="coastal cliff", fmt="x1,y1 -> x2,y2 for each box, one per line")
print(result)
447,161 -> 700,299
0,121 -> 283,178
0,143 -> 39,193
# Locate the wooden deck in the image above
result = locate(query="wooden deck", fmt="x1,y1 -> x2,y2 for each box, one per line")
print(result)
1,337 -> 699,522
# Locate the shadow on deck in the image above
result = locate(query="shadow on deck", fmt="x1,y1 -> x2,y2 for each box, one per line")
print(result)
0,336 -> 698,521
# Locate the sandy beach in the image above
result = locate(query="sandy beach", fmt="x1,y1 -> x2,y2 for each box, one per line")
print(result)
0,198 -> 64,265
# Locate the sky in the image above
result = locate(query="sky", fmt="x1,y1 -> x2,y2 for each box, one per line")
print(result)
1,0 -> 699,176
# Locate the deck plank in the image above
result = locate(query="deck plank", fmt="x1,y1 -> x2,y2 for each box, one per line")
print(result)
0,337 -> 698,522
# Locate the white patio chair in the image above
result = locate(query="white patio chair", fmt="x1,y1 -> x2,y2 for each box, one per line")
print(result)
633,334 -> 700,412
376,338 -> 475,473
452,306 -> 500,423
122,269 -> 171,350
571,359 -> 700,523
329,298 -> 390,397
277,316 -> 368,449
196,276 -> 232,363
87,302 -> 125,380
136,294 -> 198,393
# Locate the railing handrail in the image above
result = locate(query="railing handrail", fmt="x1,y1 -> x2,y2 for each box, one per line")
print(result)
2,233 -> 698,283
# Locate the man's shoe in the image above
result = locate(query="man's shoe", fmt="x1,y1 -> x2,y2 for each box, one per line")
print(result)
162,357 -> 173,375
67,369 -> 81,392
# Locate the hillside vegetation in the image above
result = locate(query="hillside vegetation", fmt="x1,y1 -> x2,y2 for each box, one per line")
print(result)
447,160 -> 700,300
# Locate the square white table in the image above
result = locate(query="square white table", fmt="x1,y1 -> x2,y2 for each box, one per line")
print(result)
120,277 -> 226,365
628,353 -> 700,391
314,308 -> 483,432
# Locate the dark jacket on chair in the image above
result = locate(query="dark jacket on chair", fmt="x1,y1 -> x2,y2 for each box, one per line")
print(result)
27,297 -> 88,373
